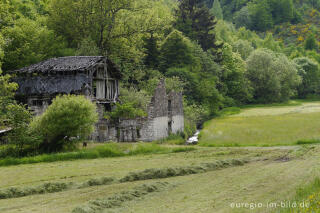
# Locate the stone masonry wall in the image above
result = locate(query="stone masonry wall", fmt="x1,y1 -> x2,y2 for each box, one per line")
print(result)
95,79 -> 184,142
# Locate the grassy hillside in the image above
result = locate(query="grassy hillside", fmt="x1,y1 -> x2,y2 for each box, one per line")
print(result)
219,0 -> 320,47
199,102 -> 320,146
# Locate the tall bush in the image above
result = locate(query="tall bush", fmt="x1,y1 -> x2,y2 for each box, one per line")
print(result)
246,49 -> 300,103
294,57 -> 320,97
31,95 -> 98,152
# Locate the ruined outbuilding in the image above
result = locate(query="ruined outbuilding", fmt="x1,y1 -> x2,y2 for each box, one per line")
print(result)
116,80 -> 184,142
13,56 -> 184,142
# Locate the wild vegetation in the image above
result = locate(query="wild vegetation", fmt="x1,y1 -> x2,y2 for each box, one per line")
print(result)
0,143 -> 195,167
2,0 -> 320,212
2,0 -> 320,154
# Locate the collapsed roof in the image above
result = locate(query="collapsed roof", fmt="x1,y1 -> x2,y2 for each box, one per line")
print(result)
13,56 -> 122,96
14,56 -> 121,78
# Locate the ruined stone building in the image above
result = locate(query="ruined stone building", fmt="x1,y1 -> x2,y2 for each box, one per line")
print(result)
13,56 -> 184,142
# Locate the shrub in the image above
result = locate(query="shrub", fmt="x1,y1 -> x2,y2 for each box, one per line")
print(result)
246,49 -> 301,103
6,104 -> 42,157
294,57 -> 320,98
0,72 -> 41,157
106,102 -> 147,120
30,95 -> 98,153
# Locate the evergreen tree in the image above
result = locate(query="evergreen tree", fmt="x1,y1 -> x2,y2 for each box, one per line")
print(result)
233,6 -> 251,29
270,0 -> 294,24
158,30 -> 195,73
249,0 -> 273,31
143,34 -> 160,68
175,0 -> 222,51
211,0 -> 223,20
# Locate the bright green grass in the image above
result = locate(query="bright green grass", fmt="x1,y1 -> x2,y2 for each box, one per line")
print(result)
0,143 -> 195,167
200,104 -> 320,147
278,178 -> 320,213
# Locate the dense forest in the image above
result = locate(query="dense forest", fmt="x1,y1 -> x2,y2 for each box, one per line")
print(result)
1,0 -> 320,150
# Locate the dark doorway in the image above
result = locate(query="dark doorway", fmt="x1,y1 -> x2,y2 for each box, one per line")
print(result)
168,100 -> 172,113
168,121 -> 172,135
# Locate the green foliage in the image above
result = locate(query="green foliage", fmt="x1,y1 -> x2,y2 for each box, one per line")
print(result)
305,33 -> 318,51
159,30 -> 195,72
107,102 -> 147,120
105,87 -> 150,120
294,57 -> 320,97
270,0 -> 294,24
218,107 -> 241,116
119,87 -> 151,113
155,133 -> 186,145
249,0 -> 273,31
48,0 -> 173,74
2,0 -> 320,148
160,37 -> 223,114
2,17 -> 71,71
0,1 -> 14,30
143,34 -> 160,68
232,39 -> 254,60
31,95 -> 98,152
75,37 -> 99,56
5,104 -> 41,156
0,33 -> 4,68
175,0 -> 222,51
211,0 -> 223,20
0,74 -> 18,124
221,43 -> 253,105
165,77 -> 185,93
246,49 -> 301,103
184,102 -> 210,127
233,6 -> 251,29
0,71 -> 39,157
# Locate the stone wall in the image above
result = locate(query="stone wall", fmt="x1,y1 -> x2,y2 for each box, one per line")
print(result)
112,80 -> 185,142
25,79 -> 185,143
167,91 -> 184,135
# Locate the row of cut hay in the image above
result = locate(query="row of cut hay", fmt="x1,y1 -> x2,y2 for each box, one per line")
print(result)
72,182 -> 171,213
120,159 -> 246,182
0,158 -> 247,199
0,182 -> 71,199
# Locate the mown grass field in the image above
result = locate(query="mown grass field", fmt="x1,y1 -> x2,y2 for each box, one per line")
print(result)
2,102 -> 320,213
200,102 -> 320,147
0,145 -> 319,213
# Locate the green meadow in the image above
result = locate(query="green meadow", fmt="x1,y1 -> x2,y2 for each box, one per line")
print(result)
200,102 -> 320,147
2,102 -> 320,213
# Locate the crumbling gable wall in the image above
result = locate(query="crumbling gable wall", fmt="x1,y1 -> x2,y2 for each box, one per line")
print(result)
167,91 -> 184,135
116,80 -> 184,142
139,79 -> 169,141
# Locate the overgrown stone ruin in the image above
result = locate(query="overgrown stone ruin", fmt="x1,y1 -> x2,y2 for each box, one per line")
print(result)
13,56 -> 184,142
